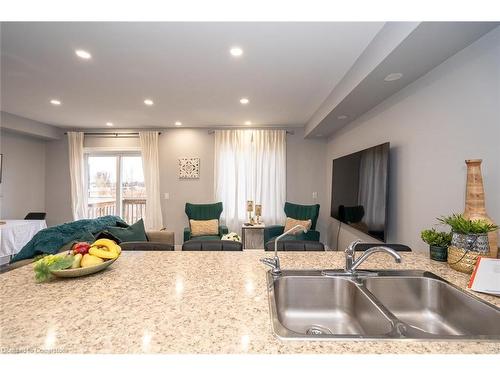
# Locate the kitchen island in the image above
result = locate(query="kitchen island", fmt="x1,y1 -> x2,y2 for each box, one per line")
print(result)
1,251 -> 499,354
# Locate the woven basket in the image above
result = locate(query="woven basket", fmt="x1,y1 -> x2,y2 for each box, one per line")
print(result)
447,232 -> 489,274
447,246 -> 481,274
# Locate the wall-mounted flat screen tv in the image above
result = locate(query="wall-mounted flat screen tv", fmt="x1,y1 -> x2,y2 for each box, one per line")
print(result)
331,142 -> 390,242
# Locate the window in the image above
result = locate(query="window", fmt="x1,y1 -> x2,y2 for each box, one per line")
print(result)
214,129 -> 286,233
86,153 -> 146,224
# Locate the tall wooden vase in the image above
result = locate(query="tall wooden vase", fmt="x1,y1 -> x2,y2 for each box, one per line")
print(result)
463,159 -> 498,258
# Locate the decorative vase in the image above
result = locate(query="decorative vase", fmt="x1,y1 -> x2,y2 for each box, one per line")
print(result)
463,159 -> 498,258
447,232 -> 489,273
429,245 -> 448,262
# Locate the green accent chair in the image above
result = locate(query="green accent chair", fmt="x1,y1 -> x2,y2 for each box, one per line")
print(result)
183,202 -> 229,242
264,202 -> 321,244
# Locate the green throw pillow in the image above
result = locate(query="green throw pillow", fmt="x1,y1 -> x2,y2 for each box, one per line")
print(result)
106,219 -> 148,242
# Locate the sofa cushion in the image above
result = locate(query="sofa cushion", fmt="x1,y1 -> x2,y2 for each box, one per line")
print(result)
189,219 -> 219,237
265,235 -> 297,250
182,240 -> 242,251
120,242 -> 174,251
106,219 -> 148,242
189,235 -> 221,241
283,217 -> 312,234
265,240 -> 325,251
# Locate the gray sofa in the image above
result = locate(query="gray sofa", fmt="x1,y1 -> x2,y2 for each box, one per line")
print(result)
120,229 -> 175,251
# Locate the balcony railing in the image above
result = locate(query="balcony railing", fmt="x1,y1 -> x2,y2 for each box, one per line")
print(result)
87,198 -> 146,224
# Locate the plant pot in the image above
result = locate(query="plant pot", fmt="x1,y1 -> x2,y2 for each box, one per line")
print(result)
429,245 -> 447,262
447,232 -> 489,274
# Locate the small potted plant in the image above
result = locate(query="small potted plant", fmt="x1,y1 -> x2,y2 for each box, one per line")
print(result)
420,229 -> 452,262
438,214 -> 498,273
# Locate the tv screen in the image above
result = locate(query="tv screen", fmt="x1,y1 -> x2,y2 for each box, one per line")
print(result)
331,142 -> 390,242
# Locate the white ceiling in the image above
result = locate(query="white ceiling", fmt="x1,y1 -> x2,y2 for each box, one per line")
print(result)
0,22 -> 383,129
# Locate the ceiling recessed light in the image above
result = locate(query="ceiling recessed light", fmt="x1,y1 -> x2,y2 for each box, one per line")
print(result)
144,99 -> 154,106
245,121 -> 252,126
106,122 -> 113,127
384,73 -> 403,82
50,99 -> 61,106
239,98 -> 249,105
337,115 -> 348,120
75,49 -> 92,59
175,121 -> 182,126
230,47 -> 243,57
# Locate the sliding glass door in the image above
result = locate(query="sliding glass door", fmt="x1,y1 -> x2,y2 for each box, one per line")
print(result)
86,153 -> 146,224
121,156 -> 146,224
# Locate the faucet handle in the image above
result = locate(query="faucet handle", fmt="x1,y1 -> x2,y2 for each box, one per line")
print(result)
346,239 -> 363,254
260,257 -> 281,275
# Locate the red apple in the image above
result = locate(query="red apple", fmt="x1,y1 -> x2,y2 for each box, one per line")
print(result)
72,242 -> 91,255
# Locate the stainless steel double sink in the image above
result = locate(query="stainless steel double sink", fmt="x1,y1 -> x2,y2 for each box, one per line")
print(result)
266,270 -> 500,340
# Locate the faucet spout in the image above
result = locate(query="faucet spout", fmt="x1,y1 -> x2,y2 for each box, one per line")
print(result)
344,240 -> 402,274
260,224 -> 308,275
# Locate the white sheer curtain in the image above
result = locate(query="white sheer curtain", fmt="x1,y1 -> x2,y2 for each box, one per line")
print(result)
67,132 -> 88,220
139,131 -> 163,230
357,145 -> 388,231
214,129 -> 286,234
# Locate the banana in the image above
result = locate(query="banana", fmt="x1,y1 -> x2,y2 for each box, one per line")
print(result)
89,246 -> 119,259
92,238 -> 118,250
89,239 -> 120,259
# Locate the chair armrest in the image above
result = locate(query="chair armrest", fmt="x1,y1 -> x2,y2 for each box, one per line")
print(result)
264,225 -> 285,243
147,230 -> 175,246
219,224 -> 229,237
183,227 -> 191,242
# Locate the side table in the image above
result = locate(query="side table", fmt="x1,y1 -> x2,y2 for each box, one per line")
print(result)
241,223 -> 265,249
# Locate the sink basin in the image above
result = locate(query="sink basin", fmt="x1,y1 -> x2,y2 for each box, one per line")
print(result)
266,270 -> 500,340
274,275 -> 393,337
364,275 -> 500,337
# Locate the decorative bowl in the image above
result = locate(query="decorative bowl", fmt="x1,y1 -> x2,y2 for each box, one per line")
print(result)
50,257 -> 118,278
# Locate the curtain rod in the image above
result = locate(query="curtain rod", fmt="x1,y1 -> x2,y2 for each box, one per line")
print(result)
63,132 -> 162,138
207,130 -> 294,135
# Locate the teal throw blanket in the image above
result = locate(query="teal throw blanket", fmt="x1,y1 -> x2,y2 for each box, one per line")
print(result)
11,216 -> 125,263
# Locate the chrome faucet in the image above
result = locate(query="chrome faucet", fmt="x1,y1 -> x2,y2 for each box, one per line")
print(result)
345,240 -> 402,274
260,224 -> 308,275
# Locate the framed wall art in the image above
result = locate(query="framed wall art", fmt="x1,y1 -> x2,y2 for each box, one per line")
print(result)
178,157 -> 200,179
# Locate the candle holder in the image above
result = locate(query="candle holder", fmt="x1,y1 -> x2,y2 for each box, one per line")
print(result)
246,200 -> 254,223
255,204 -> 262,224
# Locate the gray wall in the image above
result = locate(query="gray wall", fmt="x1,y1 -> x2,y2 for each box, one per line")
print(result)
286,128 -> 328,241
325,27 -> 500,252
158,129 -> 215,245
44,128 -> 328,245
0,130 -> 47,219
45,136 -> 73,226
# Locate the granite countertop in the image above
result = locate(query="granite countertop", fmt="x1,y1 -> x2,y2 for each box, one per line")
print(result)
1,251 -> 499,354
